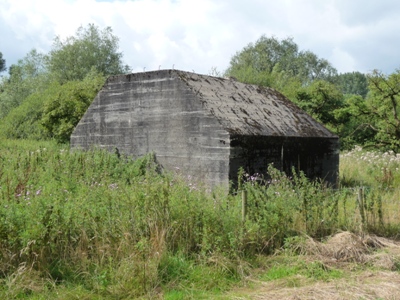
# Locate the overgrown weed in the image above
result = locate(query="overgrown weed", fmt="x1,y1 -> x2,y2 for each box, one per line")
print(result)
1,140 -> 400,298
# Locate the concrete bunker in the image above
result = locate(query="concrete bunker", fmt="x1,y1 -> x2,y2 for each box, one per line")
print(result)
71,69 -> 339,190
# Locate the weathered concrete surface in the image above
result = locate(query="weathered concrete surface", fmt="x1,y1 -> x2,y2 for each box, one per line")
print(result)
71,69 -> 339,189
178,72 -> 334,138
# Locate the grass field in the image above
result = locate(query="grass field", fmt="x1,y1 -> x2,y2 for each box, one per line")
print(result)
1,139 -> 400,299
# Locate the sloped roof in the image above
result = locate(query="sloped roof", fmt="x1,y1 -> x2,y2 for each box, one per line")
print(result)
171,70 -> 336,138
103,70 -> 336,138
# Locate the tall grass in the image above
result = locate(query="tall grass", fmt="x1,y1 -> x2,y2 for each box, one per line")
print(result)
0,140 -> 399,298
340,145 -> 400,235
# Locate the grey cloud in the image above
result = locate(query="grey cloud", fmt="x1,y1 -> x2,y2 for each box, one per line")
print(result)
2,0 -> 400,76
336,0 -> 400,26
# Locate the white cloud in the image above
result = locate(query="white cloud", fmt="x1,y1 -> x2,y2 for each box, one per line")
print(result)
1,0 -> 400,75
330,48 -> 357,73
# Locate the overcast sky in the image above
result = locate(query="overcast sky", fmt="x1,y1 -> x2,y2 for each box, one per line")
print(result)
1,0 -> 400,76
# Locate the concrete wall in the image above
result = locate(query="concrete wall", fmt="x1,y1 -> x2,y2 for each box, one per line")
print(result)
71,70 -> 231,189
229,136 -> 339,187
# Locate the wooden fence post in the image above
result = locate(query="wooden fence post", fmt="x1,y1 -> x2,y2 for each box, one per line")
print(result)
242,189 -> 247,223
357,187 -> 365,233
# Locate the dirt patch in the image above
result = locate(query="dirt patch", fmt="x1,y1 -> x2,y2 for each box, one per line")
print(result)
248,232 -> 400,300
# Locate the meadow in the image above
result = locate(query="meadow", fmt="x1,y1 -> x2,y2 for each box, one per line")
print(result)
0,139 -> 400,299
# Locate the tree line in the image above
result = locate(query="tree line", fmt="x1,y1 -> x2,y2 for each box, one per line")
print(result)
0,24 -> 129,143
1,26 -> 399,151
225,36 -> 400,151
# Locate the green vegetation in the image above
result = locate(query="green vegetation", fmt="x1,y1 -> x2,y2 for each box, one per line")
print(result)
48,24 -> 130,83
225,36 -> 337,86
0,140 -> 400,298
0,24 -> 125,142
260,260 -> 343,282
40,70 -> 106,143
0,50 -> 49,119
0,51 -> 5,73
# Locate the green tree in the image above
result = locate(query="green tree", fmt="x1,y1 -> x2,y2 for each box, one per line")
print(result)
333,94 -> 376,149
225,35 -> 337,87
341,70 -> 400,151
0,49 -> 49,119
295,80 -> 344,129
0,52 -> 6,73
41,69 -> 106,143
47,23 -> 131,83
227,36 -> 299,74
365,70 -> 400,151
335,71 -> 369,98
0,91 -> 49,140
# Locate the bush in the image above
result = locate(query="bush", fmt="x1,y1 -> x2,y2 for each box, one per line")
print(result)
41,70 -> 105,143
0,92 -> 49,140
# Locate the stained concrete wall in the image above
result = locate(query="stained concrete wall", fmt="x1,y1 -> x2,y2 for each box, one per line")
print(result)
71,70 -> 231,189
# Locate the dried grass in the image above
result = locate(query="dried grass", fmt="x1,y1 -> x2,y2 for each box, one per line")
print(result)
252,232 -> 400,299
254,271 -> 400,300
3,263 -> 51,298
293,231 -> 400,266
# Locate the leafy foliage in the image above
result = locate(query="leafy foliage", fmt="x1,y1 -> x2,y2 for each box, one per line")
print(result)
0,69 -> 105,142
0,51 -> 6,73
333,95 -> 376,149
294,80 -> 344,129
0,24 -> 128,142
335,71 -> 369,98
41,70 -> 106,143
0,50 -> 49,119
48,23 -> 130,83
227,36 -> 299,74
225,35 -> 337,87
0,92 -> 49,140
365,70 -> 400,151
342,70 -> 400,152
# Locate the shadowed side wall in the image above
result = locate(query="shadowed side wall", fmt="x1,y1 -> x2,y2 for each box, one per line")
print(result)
71,70 -> 231,189
229,136 -> 339,187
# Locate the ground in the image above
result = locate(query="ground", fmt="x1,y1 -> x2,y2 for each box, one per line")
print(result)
251,271 -> 400,299
229,232 -> 400,300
